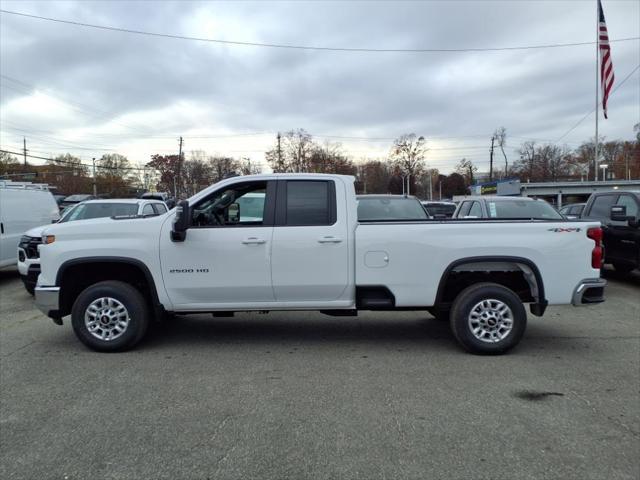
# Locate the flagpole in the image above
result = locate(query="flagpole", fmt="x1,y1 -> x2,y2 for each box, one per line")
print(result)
595,0 -> 599,181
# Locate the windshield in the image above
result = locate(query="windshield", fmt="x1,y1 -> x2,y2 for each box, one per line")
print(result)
64,194 -> 92,202
486,199 -> 562,220
59,203 -> 138,222
358,197 -> 429,221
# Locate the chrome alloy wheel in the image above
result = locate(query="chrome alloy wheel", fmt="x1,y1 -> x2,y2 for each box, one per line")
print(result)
468,299 -> 514,343
84,297 -> 130,341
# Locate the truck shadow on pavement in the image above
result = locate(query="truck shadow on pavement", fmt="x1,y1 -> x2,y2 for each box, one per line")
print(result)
143,313 -> 460,352
601,267 -> 640,286
139,313 -> 591,357
0,266 -> 20,286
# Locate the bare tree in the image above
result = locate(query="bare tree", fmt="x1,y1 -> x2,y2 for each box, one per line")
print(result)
495,127 -> 508,176
390,134 -> 427,179
237,157 -> 262,176
455,158 -> 477,186
356,159 -> 392,194
208,155 -> 239,181
515,141 -> 537,181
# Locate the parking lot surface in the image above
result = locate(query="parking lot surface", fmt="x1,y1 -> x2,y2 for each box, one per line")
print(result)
1,267 -> 638,480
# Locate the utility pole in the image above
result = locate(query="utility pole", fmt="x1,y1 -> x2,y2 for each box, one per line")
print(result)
276,132 -> 282,171
92,157 -> 97,196
175,136 -> 183,198
439,180 -> 442,200
489,135 -> 495,182
429,172 -> 433,200
23,137 -> 27,166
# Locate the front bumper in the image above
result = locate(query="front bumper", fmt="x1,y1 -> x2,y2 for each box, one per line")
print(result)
35,286 -> 61,322
572,278 -> 607,306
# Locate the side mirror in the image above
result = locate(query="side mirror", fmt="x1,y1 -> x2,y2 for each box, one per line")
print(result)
610,205 -> 631,222
228,203 -> 240,223
171,200 -> 190,242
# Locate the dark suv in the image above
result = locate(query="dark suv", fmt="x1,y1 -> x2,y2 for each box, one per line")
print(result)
581,191 -> 640,273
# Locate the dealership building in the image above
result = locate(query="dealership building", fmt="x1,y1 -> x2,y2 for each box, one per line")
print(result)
461,179 -> 640,207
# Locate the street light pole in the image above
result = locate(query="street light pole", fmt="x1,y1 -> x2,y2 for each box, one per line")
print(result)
600,164 -> 609,181
92,157 -> 97,196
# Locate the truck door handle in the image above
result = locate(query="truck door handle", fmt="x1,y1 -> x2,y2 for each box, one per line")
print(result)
318,236 -> 342,244
242,237 -> 266,245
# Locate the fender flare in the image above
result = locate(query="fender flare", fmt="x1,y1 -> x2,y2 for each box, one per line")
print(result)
434,255 -> 547,316
56,256 -> 162,311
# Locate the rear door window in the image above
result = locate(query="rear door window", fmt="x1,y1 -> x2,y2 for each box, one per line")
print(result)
283,181 -> 335,226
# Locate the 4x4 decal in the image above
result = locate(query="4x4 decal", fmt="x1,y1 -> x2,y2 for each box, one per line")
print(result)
548,227 -> 582,233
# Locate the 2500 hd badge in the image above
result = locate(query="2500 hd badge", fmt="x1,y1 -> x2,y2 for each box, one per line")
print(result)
169,268 -> 210,273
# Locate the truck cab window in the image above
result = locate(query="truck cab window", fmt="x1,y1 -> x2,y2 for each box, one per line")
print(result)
468,202 -> 483,218
142,204 -> 155,216
192,182 -> 267,227
152,203 -> 168,215
458,202 -> 472,217
588,195 -> 617,220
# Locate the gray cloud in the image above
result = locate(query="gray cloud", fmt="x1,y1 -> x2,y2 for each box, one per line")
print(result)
1,0 -> 638,171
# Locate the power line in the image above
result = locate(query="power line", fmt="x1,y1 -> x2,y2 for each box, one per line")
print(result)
0,149 -> 152,172
2,9 -> 639,53
555,63 -> 640,142
0,129 -> 118,151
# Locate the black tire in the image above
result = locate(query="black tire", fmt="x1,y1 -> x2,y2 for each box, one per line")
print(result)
449,282 -> 527,355
612,263 -> 635,274
25,284 -> 35,296
71,281 -> 150,352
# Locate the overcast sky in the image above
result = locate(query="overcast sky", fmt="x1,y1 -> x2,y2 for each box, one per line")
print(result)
1,0 -> 639,174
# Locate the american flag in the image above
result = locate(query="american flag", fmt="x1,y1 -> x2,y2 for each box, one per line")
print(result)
598,0 -> 614,119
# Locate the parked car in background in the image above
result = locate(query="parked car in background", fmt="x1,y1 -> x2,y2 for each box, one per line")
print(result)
0,181 -> 60,269
357,195 -> 431,221
559,203 -> 586,220
581,190 -> 639,274
17,199 -> 168,294
452,196 -> 563,220
52,194 -> 66,208
60,194 -> 95,210
142,191 -> 175,209
421,201 -> 456,218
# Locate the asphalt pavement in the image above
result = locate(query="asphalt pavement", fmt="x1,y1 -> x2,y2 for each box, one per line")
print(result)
1,266 -> 638,480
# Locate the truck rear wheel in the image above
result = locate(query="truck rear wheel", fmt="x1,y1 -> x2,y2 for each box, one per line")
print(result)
71,281 -> 150,352
449,282 -> 526,355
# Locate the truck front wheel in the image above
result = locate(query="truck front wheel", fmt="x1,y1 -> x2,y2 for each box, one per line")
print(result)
449,282 -> 527,355
71,281 -> 150,352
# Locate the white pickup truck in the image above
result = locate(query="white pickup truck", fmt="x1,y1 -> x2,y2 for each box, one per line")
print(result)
34,174 -> 606,354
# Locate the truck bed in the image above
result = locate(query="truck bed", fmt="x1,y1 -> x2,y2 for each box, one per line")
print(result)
355,219 -> 601,306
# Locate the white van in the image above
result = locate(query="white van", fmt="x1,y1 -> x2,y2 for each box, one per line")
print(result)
0,181 -> 60,268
